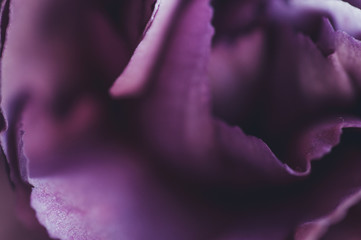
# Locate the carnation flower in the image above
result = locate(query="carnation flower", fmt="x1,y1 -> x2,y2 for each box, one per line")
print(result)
1,0 -> 361,239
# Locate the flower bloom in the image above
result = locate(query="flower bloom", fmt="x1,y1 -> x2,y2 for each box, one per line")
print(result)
1,0 -> 361,239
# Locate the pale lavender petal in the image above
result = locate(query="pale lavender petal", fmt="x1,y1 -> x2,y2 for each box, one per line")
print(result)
333,30 -> 361,85
29,146 -> 227,240
289,0 -> 361,37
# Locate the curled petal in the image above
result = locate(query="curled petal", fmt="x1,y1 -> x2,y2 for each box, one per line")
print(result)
288,0 -> 361,37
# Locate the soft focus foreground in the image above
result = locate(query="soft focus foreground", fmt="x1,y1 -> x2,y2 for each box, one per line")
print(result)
1,0 -> 361,240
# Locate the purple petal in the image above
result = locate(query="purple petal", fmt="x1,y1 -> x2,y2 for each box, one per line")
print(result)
285,117 -> 361,173
0,149 -> 51,239
288,0 -> 361,37
320,201 -> 361,239
113,0 -> 215,169
294,136 -> 361,239
3,0 -> 361,239
29,147 -> 227,240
